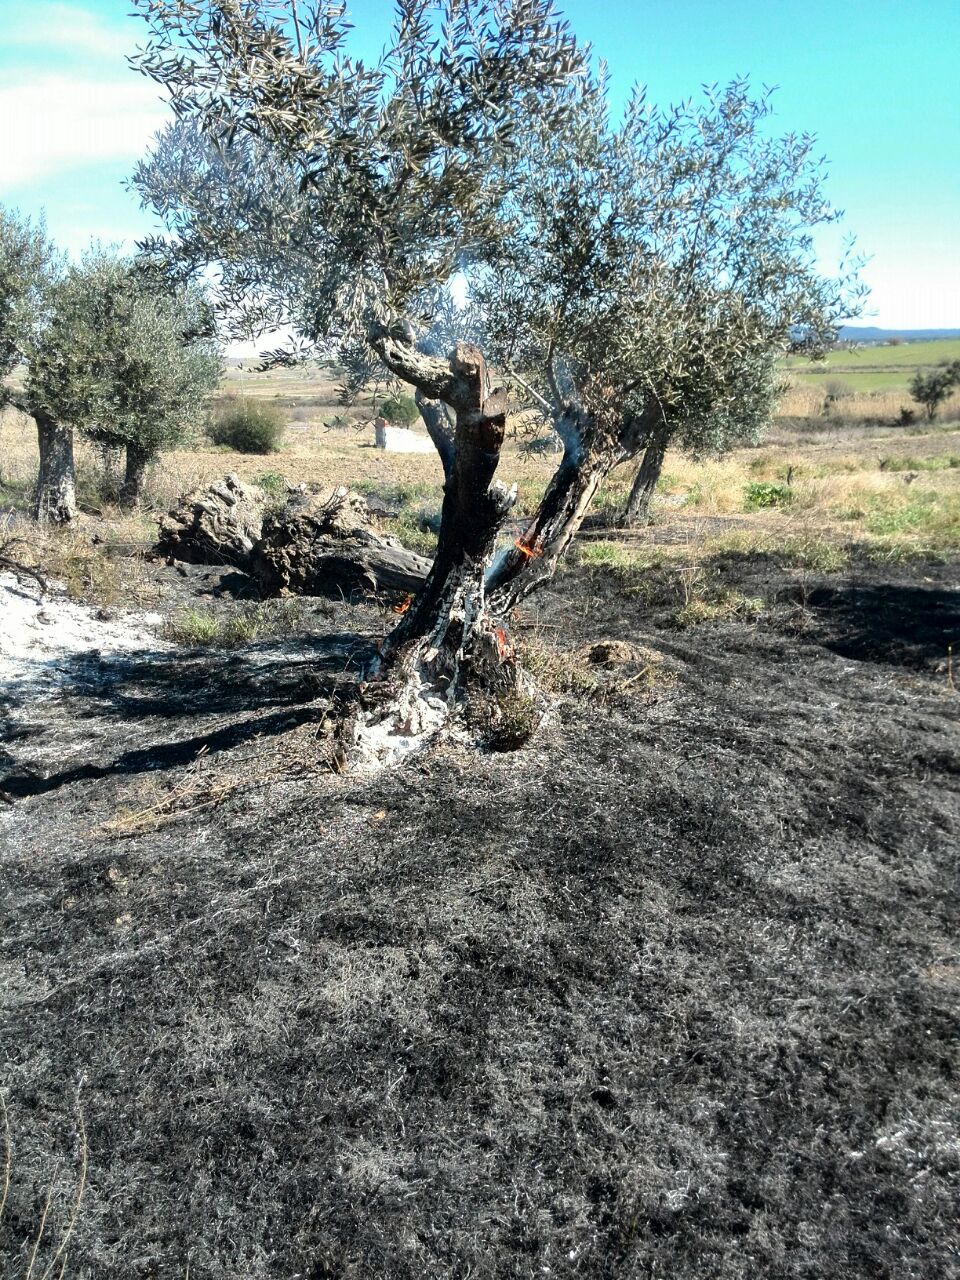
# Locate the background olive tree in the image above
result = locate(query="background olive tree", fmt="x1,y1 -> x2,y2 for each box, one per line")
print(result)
0,206 -> 71,523
472,77 -> 866,531
27,250 -> 223,507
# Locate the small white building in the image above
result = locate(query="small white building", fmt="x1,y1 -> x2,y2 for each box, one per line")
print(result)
373,416 -> 435,454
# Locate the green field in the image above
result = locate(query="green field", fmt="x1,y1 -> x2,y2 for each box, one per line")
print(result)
783,337 -> 960,394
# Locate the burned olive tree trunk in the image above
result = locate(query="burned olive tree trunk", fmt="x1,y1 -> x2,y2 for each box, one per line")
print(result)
485,407 -> 642,613
362,335 -> 518,741
344,329 -> 656,765
623,419 -> 671,526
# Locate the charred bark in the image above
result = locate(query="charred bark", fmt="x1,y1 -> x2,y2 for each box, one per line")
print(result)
350,326 -> 657,764
485,405 -> 659,612
119,443 -> 152,508
383,363 -> 511,646
369,334 -> 516,674
624,420 -> 670,526
341,333 -> 524,763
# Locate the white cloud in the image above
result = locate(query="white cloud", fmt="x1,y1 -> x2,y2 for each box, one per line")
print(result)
4,2 -> 134,61
0,75 -> 169,191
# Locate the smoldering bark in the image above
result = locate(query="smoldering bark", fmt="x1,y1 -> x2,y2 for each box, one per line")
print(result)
346,330 -> 666,762
381,391 -> 514,664
624,421 -> 670,525
119,443 -> 152,508
485,406 -> 659,613
34,409 -> 76,526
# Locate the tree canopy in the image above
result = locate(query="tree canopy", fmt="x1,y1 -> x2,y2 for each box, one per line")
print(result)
477,76 -> 864,456
130,0 -> 865,717
0,206 -> 59,390
26,249 -> 223,465
132,5 -> 862,450
133,0 -> 583,359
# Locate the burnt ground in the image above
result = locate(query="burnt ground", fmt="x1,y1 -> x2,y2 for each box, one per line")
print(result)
1,544 -> 959,1279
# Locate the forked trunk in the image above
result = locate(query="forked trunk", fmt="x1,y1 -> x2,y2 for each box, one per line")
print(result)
624,421 -> 670,526
34,410 -> 76,525
349,330 -> 655,766
348,341 -> 522,765
382,403 -> 510,660
119,443 -> 152,508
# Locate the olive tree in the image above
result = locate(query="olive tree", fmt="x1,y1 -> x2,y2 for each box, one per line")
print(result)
27,250 -> 223,506
133,0 -> 583,740
0,207 -> 71,523
131,1 -> 861,755
472,78 -> 866,534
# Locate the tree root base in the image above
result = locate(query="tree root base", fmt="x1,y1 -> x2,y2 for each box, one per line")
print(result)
337,630 -> 545,773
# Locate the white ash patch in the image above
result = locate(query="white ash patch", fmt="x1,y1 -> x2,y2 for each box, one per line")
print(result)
0,572 -> 166,702
350,667 -> 451,771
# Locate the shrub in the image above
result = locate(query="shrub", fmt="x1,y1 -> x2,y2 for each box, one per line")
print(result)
744,481 -> 792,510
378,393 -> 420,426
324,412 -> 354,431
823,378 -> 851,404
255,470 -> 286,493
208,400 -> 285,453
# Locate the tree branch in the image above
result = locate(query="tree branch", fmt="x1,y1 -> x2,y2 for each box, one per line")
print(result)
368,326 -> 470,407
505,366 -> 552,415
545,338 -> 564,409
415,390 -> 455,477
2,390 -> 33,419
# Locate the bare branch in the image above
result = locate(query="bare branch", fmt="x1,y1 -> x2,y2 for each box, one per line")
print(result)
505,366 -> 552,415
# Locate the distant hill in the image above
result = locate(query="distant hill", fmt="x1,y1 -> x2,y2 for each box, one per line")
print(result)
838,325 -> 960,344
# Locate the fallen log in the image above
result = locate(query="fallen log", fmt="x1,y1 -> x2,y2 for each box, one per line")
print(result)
156,474 -> 266,570
252,485 -> 432,598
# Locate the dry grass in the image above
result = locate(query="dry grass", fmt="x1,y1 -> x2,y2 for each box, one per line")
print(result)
103,720 -> 330,837
775,379 -> 960,424
700,528 -> 851,572
674,586 -> 764,629
519,630 -> 677,702
0,518 -> 157,610
163,599 -> 312,648
4,361 -> 959,598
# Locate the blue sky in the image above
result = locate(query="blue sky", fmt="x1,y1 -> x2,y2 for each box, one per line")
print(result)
1,0 -> 958,328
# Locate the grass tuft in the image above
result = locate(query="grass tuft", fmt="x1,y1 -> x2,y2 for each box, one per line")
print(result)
675,589 -> 764,628
164,599 -> 310,647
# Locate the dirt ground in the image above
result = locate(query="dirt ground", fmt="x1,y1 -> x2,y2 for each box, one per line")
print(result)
1,517 -> 958,1277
